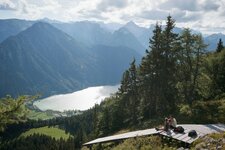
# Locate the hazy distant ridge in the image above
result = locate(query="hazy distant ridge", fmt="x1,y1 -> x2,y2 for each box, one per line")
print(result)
0,21 -> 141,97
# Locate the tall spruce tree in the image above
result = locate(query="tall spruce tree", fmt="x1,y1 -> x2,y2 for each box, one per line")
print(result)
190,34 -> 207,101
160,15 -> 179,113
118,70 -> 130,124
139,16 -> 179,117
128,59 -> 139,125
216,38 -> 224,53
118,59 -> 139,125
139,22 -> 163,118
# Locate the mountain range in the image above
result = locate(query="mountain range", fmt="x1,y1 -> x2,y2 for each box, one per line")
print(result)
0,21 -> 141,97
204,33 -> 225,51
0,19 -> 33,43
0,19 -> 224,97
0,19 -> 224,52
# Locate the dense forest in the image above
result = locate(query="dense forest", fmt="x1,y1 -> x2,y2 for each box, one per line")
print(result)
0,16 -> 225,149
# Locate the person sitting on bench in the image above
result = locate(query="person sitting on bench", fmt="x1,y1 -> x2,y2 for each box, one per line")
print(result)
168,115 -> 177,129
155,117 -> 169,131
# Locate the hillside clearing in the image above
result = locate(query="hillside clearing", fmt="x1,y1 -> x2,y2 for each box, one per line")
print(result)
20,126 -> 72,140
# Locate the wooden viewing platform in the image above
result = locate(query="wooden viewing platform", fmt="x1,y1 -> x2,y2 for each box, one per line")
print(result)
83,124 -> 225,149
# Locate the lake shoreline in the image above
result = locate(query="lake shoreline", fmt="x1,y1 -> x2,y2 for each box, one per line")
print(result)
33,84 -> 120,112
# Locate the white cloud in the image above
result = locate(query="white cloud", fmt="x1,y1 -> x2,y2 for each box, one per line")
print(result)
159,0 -> 199,11
97,0 -> 128,11
0,0 -> 224,34
0,0 -> 16,10
139,9 -> 168,20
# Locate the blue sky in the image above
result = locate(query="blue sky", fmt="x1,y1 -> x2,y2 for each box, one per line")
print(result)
0,0 -> 225,34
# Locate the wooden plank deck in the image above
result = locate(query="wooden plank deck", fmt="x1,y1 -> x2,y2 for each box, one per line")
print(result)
83,124 -> 225,146
83,128 -> 159,146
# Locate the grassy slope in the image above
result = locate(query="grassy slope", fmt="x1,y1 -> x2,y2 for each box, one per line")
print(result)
21,103 -> 54,120
20,126 -> 72,140
27,109 -> 54,120
192,132 -> 225,150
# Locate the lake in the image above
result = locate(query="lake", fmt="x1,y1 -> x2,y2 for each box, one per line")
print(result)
33,85 -> 120,111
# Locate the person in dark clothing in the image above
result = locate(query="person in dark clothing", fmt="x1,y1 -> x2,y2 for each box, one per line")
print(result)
155,118 -> 169,131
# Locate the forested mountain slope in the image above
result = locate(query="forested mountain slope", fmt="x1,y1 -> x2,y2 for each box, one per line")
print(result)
0,19 -> 34,43
0,22 -> 141,97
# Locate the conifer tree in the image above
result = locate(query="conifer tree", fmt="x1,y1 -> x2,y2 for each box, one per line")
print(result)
139,22 -> 163,118
118,59 -> 139,125
118,70 -> 130,123
0,95 -> 36,132
101,107 -> 110,135
139,16 -> 179,117
206,49 -> 225,97
216,38 -> 224,53
160,15 -> 179,112
118,70 -> 130,95
178,29 -> 206,104
128,59 -> 139,125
